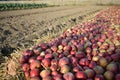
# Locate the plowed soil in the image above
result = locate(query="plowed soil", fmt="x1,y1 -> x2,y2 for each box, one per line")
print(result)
0,6 -> 106,55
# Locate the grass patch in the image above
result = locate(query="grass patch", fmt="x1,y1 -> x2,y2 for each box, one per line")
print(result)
0,3 -> 53,11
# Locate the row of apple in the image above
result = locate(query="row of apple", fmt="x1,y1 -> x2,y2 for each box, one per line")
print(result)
20,6 -> 120,80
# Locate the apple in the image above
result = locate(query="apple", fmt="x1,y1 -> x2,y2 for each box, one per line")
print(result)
30,60 -> 41,70
106,62 -> 118,73
85,68 -> 95,78
51,46 -> 58,52
30,77 -> 40,80
79,58 -> 89,66
22,63 -> 30,72
40,43 -> 48,50
75,71 -> 87,79
60,65 -> 70,74
59,57 -> 69,67
63,72 -> 75,80
45,53 -> 53,59
93,66 -> 105,75
30,69 -> 39,77
104,71 -> 114,80
37,55 -> 43,61
89,61 -> 97,68
115,74 -> 120,80
42,58 -> 51,67
40,70 -> 50,78
24,71 -> 30,79
19,56 -> 29,64
94,75 -> 105,80
99,57 -> 108,68
29,57 -> 36,63
23,49 -> 33,57
50,64 -> 58,71
42,76 -> 52,80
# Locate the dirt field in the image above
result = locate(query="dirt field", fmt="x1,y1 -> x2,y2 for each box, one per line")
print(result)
0,6 -> 107,56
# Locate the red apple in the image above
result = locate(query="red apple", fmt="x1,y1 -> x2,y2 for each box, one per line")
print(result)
23,49 -> 33,56
45,53 -> 53,59
89,61 -> 97,68
51,46 -> 57,52
42,76 -> 52,80
19,56 -> 29,64
22,63 -> 30,72
30,77 -> 40,80
42,58 -> 51,67
24,71 -> 30,79
37,55 -> 43,61
115,74 -> 120,80
30,69 -> 39,77
63,72 -> 75,80
79,58 -> 89,66
59,57 -> 69,67
50,65 -> 58,71
75,71 -> 87,79
94,75 -> 105,80
29,57 -> 36,63
30,60 -> 41,70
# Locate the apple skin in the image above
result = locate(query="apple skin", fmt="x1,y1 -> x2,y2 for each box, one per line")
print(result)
60,65 -> 70,74
99,57 -> 108,68
40,70 -> 50,78
75,71 -> 87,79
50,64 -> 58,71
79,58 -> 89,66
89,61 -> 97,69
104,71 -> 114,80
24,71 -> 30,79
30,77 -> 40,80
85,68 -> 95,78
111,53 -> 120,61
29,57 -> 36,63
45,53 -> 53,59
94,75 -> 105,80
37,55 -> 43,61
93,66 -> 105,75
40,43 -> 48,50
51,59 -> 58,66
30,60 -> 41,70
30,69 -> 39,77
63,72 -> 75,80
22,63 -> 30,72
106,62 -> 118,73
42,76 -> 53,80
73,66 -> 81,72
59,57 -> 69,67
42,58 -> 51,67
115,74 -> 120,80
51,46 -> 58,52
19,56 -> 29,64
23,49 -> 33,57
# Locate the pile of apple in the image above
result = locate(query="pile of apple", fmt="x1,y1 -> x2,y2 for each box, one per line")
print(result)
20,6 -> 120,80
